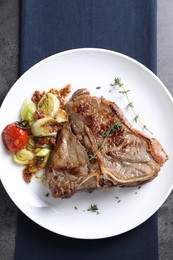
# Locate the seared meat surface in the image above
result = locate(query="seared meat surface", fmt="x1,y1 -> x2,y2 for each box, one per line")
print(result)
45,89 -> 168,198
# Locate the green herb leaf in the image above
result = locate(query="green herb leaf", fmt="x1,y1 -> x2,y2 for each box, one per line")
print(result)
112,121 -> 122,131
134,114 -> 139,122
15,120 -> 30,130
88,121 -> 122,162
98,143 -> 104,149
119,89 -> 130,94
128,102 -> 134,108
104,121 -> 122,137
87,204 -> 99,214
110,77 -> 153,135
88,154 -> 97,161
110,77 -> 123,87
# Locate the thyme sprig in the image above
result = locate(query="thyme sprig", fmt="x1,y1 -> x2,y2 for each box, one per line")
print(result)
103,121 -> 122,138
88,121 -> 122,161
87,204 -> 99,214
88,154 -> 97,161
110,77 -> 153,135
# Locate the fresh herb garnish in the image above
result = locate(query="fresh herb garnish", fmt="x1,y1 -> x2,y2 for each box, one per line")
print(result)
87,204 -> 99,214
96,86 -> 101,89
134,114 -> 139,123
45,192 -> 49,197
88,121 -> 122,161
115,196 -> 121,203
110,77 -> 152,135
15,120 -> 30,130
88,154 -> 97,161
103,121 -> 122,138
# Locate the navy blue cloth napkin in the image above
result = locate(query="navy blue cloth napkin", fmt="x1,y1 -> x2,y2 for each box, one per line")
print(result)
15,0 -> 158,259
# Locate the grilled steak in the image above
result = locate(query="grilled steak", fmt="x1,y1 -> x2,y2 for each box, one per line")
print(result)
45,89 -> 168,198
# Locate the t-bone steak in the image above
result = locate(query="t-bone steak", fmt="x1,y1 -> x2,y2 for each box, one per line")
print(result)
45,89 -> 168,198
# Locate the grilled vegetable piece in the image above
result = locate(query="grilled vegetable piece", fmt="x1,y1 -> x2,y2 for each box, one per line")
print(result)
38,93 -> 60,117
21,97 -> 36,125
14,149 -> 34,164
2,122 -> 29,152
31,117 -> 60,137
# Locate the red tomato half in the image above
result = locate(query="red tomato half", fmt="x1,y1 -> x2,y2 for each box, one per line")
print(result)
2,122 -> 29,153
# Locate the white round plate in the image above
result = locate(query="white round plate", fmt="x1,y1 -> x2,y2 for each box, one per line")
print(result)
0,48 -> 173,239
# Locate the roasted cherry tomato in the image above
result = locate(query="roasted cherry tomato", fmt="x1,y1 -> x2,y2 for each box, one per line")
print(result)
2,122 -> 29,152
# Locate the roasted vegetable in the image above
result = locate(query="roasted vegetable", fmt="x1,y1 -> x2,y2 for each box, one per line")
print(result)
14,149 -> 34,164
38,93 -> 60,117
55,108 -> 68,123
2,122 -> 29,152
31,117 -> 60,137
21,97 -> 36,125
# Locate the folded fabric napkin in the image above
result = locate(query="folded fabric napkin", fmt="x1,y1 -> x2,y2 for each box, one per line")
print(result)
15,1 -> 158,259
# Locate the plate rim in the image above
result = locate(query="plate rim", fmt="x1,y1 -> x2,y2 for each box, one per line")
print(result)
1,47 -> 173,239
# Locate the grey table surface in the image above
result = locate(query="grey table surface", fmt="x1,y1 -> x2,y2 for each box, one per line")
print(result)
0,0 -> 173,259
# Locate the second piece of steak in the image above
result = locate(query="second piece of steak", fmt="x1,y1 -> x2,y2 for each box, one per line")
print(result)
45,89 -> 168,198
